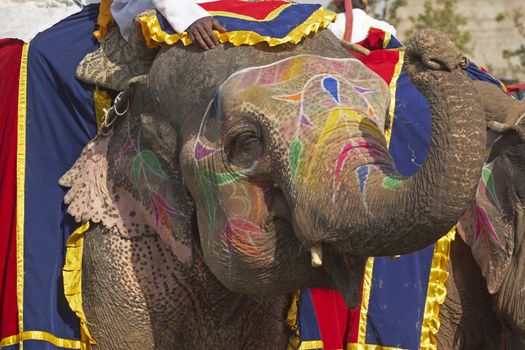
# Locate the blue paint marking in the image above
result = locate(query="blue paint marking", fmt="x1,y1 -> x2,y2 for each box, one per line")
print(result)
322,76 -> 340,103
357,165 -> 369,196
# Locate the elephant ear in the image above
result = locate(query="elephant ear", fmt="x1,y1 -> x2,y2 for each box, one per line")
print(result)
472,80 -> 525,162
76,11 -> 159,91
457,143 -> 525,295
60,83 -> 195,263
457,161 -> 514,293
458,84 -> 525,293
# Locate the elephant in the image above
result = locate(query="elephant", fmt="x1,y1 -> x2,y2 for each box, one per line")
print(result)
437,81 -> 525,350
59,19 -> 521,348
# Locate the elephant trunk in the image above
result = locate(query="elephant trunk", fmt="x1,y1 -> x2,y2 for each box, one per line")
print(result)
294,30 -> 487,257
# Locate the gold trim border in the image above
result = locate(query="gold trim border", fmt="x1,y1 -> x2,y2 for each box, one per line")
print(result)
384,50 -> 404,145
419,228 -> 456,350
63,222 -> 95,350
16,42 -> 29,350
138,7 -> 337,48
0,331 -> 82,349
299,340 -> 324,350
348,343 -> 406,350
357,257 -> 375,343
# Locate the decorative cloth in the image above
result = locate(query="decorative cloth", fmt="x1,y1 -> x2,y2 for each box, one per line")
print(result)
0,5 -> 99,349
138,1 -> 336,47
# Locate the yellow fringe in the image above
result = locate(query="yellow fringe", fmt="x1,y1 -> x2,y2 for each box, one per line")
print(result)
93,0 -> 114,39
299,340 -> 324,349
0,331 -> 82,349
16,43 -> 29,350
93,87 -> 112,131
419,228 -> 456,350
384,50 -> 404,145
62,222 -> 95,350
138,7 -> 337,48
348,344 -> 406,350
287,290 -> 303,350
357,257 -> 375,344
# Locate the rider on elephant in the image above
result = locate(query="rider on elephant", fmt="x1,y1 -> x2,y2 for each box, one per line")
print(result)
99,0 -> 226,50
328,0 -> 397,43
105,0 -> 397,50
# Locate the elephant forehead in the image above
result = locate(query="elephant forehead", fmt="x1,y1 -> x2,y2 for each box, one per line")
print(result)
223,54 -> 384,88
220,54 -> 389,128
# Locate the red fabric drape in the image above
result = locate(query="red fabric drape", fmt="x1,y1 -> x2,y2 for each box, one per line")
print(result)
354,29 -> 400,85
310,289 -> 351,349
0,38 -> 23,340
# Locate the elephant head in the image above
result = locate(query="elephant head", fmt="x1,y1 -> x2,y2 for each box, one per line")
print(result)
64,26 -> 495,308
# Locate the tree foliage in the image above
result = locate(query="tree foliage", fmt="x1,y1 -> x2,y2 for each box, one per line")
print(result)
405,0 -> 472,54
385,0 -> 408,27
499,8 -> 525,76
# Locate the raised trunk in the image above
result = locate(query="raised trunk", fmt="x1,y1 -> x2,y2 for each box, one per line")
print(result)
294,30 -> 487,256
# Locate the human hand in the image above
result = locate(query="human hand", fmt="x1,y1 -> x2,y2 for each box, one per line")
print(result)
187,17 -> 226,50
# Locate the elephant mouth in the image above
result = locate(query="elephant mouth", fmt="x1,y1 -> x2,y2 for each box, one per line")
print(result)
322,248 -> 366,308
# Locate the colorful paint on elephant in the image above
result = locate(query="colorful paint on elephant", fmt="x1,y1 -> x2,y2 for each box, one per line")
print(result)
458,161 -> 509,293
191,55 -> 390,264
118,128 -> 188,237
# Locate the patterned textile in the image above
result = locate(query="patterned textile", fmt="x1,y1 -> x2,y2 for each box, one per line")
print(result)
138,0 -> 336,47
0,5 -> 99,350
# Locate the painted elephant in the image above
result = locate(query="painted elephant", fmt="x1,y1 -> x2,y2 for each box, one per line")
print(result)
438,81 -> 525,350
60,22 -> 514,349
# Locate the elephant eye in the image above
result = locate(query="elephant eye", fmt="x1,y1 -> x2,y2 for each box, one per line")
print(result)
227,130 -> 263,168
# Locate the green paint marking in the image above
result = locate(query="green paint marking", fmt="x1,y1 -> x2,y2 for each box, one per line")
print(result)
200,173 -> 216,229
200,169 -> 247,229
482,167 -> 499,206
140,150 -> 168,178
289,138 -> 302,180
382,176 -> 403,190
204,171 -> 244,186
131,156 -> 142,190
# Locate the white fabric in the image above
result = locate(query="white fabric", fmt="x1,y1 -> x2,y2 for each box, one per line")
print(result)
111,0 -> 212,41
0,0 -> 99,42
328,9 -> 397,43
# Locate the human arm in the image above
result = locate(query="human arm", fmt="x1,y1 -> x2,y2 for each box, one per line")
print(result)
153,0 -> 226,49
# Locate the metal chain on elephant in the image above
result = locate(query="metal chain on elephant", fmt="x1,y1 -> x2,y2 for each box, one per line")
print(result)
100,91 -> 129,136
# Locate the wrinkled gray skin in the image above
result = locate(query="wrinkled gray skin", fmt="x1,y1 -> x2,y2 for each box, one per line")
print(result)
67,28 -> 517,349
438,82 -> 525,350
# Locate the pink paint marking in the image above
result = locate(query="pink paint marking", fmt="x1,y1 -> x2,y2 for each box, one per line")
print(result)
334,143 -> 353,187
229,218 -> 265,235
195,140 -> 218,160
150,191 -> 187,229
475,206 -> 503,247
225,217 -> 265,246
300,114 -> 315,128
334,141 -> 386,187
359,141 -> 382,156
119,138 -> 134,157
